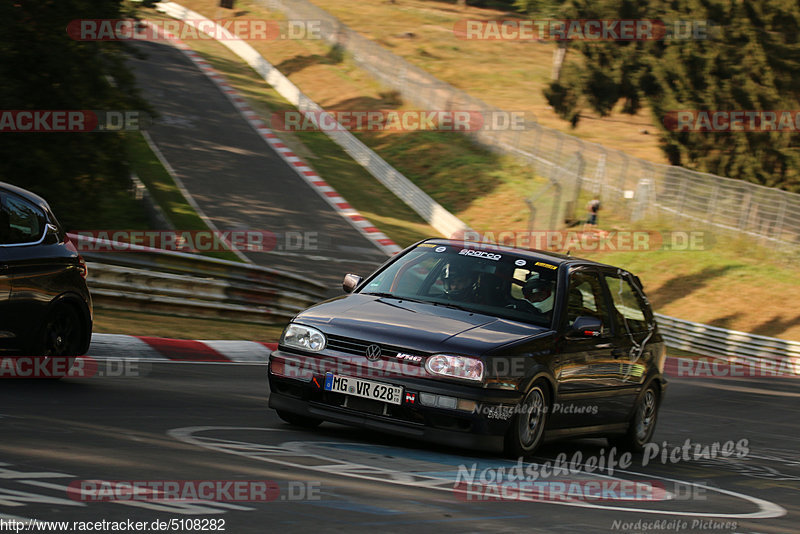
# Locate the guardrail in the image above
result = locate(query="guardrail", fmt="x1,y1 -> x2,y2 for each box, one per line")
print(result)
71,234 -> 326,325
72,235 -> 798,371
656,313 -> 800,372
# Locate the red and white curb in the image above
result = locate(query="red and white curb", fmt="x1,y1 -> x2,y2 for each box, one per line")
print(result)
144,22 -> 402,256
85,335 -> 800,381
87,333 -> 276,363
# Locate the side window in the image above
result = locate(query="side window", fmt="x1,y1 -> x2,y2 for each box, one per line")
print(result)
605,275 -> 649,333
0,194 -> 45,245
566,270 -> 610,333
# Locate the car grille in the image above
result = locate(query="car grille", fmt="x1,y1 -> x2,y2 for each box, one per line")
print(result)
325,334 -> 427,362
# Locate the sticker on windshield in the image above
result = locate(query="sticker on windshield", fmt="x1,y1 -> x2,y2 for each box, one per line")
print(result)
435,246 -> 447,253
535,261 -> 557,270
417,243 -> 436,248
515,259 -> 526,266
459,249 -> 501,261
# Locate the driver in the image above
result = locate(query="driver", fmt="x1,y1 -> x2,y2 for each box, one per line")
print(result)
442,263 -> 478,302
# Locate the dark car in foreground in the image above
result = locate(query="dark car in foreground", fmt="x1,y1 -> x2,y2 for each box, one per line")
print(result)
268,239 -> 666,456
0,182 -> 92,375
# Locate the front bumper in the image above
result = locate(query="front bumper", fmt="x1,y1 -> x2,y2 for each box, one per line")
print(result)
268,349 -> 524,453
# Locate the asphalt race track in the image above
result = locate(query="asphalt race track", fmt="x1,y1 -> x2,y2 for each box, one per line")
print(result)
127,40 -> 389,289
0,362 -> 797,533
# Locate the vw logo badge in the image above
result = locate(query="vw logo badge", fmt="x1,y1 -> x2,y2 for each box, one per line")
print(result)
365,344 -> 382,361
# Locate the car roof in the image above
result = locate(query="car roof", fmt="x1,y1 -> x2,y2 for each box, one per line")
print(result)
420,237 -> 620,271
0,181 -> 51,211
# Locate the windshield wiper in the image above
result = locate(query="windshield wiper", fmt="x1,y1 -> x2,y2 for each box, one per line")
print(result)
363,293 -> 444,306
362,293 -> 474,312
431,301 -> 475,313
362,292 -> 428,303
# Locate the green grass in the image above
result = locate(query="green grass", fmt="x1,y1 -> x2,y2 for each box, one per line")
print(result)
86,186 -> 151,232
140,3 -> 800,341
94,308 -> 286,341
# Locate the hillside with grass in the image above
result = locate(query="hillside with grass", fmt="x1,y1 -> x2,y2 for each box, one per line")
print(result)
146,1 -> 799,340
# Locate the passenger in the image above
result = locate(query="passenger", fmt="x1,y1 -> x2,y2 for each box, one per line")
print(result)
522,277 -> 555,316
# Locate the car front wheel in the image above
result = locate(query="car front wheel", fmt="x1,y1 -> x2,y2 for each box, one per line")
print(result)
504,380 -> 550,458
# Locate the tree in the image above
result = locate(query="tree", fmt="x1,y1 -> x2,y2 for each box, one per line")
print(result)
0,0 -> 156,228
515,0 -> 573,80
542,0 -> 800,191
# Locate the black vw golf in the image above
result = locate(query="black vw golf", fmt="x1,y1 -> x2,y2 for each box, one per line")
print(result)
268,239 -> 667,456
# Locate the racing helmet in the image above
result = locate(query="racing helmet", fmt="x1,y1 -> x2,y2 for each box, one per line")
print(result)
443,262 -> 474,293
522,276 -> 553,303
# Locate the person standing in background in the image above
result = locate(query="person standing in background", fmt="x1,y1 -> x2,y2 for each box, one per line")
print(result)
585,198 -> 601,230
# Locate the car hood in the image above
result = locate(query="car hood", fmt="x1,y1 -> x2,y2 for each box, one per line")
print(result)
294,294 -> 549,355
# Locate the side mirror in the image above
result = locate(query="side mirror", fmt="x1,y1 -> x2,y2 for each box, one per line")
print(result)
569,316 -> 603,338
342,273 -> 363,294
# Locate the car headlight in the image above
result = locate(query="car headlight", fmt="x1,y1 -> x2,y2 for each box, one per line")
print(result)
281,324 -> 327,352
425,354 -> 484,382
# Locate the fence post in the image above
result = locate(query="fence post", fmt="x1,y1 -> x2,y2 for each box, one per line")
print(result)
593,151 -> 606,197
617,155 -> 629,208
707,183 -> 720,225
550,181 -> 562,230
632,178 -> 654,222
573,153 -> 586,223
551,133 -> 564,182
774,196 -> 788,245
738,191 -> 752,231
675,174 -> 689,220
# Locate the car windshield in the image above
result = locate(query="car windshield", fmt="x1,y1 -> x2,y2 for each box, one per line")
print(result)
359,243 -> 560,327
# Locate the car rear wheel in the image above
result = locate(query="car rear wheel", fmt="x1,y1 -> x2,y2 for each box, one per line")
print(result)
37,303 -> 84,378
504,380 -> 550,458
276,410 -> 323,429
610,383 -> 659,453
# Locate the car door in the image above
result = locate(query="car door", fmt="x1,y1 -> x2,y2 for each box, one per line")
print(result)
551,267 -> 619,429
601,271 -> 655,415
0,192 -> 51,349
0,246 -> 11,351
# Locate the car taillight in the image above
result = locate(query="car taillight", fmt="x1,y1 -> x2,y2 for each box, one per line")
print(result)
64,233 -> 78,252
78,256 -> 88,279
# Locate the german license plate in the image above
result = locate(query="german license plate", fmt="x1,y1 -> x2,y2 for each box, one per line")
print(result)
324,374 -> 403,405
